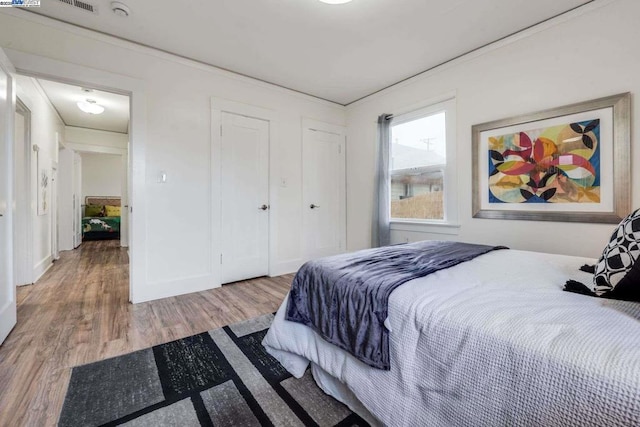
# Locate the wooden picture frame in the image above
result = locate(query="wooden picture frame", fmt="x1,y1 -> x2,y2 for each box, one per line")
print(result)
472,93 -> 630,223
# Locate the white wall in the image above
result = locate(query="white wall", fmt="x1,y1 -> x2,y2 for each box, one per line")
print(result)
57,147 -> 74,252
0,10 -> 346,302
346,0 -> 640,259
15,75 -> 65,281
5,2 -> 629,301
66,126 -> 128,151
13,105 -> 28,285
80,153 -> 122,201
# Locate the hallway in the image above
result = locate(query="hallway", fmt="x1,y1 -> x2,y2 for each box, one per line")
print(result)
0,241 -> 292,426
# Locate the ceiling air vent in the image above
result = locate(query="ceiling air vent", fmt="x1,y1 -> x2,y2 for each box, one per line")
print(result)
56,0 -> 99,14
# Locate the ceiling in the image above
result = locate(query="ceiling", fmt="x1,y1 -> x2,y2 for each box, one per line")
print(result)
28,0 -> 592,105
37,78 -> 130,133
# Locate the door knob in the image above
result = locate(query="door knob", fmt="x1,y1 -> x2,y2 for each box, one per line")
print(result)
259,204 -> 269,211
310,204 -> 320,209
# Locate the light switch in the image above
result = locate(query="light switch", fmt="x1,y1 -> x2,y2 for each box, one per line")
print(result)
159,171 -> 167,183
280,177 -> 288,188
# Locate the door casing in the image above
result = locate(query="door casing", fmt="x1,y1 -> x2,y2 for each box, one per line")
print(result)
4,48 -> 147,303
14,98 -> 33,286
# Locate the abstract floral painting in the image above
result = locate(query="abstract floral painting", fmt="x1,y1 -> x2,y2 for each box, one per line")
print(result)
488,119 -> 600,204
472,93 -> 630,223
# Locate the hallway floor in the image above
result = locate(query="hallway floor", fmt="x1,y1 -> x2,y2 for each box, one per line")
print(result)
0,240 -> 292,426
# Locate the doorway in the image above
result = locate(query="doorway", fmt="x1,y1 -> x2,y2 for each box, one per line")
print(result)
13,75 -> 131,288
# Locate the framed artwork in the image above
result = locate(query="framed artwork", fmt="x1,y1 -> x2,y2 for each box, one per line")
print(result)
37,156 -> 49,216
472,93 -> 630,223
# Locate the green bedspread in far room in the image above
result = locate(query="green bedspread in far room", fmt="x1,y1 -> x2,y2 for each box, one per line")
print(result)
82,216 -> 121,234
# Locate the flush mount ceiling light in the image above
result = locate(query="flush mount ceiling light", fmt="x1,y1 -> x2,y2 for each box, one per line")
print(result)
318,0 -> 353,4
111,1 -> 130,17
77,99 -> 105,115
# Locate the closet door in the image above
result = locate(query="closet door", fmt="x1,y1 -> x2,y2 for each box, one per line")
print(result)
302,125 -> 346,260
220,112 -> 270,283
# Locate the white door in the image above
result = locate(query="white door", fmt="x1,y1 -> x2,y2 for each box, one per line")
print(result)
303,127 -> 346,259
220,112 -> 270,284
0,48 -> 16,345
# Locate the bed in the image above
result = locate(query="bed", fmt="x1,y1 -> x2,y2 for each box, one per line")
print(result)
263,244 -> 640,426
82,196 -> 122,241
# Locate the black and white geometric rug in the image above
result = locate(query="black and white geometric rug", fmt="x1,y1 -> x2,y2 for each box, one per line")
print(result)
59,313 -> 369,426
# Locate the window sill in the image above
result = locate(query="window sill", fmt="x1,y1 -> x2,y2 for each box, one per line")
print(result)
390,220 -> 460,235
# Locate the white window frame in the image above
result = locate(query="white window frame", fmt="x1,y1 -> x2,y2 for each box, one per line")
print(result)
389,97 -> 459,234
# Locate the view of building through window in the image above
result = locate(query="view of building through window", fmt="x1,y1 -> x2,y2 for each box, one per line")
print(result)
390,111 -> 446,220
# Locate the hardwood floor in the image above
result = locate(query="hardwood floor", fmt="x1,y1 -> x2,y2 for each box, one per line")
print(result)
0,240 -> 293,426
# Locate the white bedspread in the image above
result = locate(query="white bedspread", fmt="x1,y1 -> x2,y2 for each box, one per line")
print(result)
263,250 -> 640,426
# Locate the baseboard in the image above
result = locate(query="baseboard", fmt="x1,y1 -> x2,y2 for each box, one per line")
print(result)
133,261 -> 303,303
270,258 -> 305,277
132,274 -> 221,304
32,255 -> 53,283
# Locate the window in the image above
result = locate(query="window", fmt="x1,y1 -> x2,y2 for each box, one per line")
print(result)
390,99 -> 456,223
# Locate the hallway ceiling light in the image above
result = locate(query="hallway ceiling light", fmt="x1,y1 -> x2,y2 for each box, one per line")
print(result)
77,99 -> 105,115
318,0 -> 353,4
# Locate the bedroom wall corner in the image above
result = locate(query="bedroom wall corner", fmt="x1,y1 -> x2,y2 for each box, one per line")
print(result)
345,0 -> 640,259
0,10 -> 345,302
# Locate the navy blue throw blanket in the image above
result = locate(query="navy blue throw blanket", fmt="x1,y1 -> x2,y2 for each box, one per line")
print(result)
285,240 -> 508,370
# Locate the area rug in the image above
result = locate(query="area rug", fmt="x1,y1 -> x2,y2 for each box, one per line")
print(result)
59,313 -> 369,426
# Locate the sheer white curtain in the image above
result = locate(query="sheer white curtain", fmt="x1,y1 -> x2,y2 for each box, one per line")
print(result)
371,114 -> 392,247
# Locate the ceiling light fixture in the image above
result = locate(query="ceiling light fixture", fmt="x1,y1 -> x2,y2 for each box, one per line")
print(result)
318,0 -> 353,4
111,1 -> 130,17
77,99 -> 105,115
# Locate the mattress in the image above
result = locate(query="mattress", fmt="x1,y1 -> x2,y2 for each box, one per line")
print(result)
263,249 -> 640,426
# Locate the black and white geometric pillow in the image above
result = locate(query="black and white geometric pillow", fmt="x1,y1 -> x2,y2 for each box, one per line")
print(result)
593,208 -> 640,301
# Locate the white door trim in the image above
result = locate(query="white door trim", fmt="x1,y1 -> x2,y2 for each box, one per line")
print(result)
64,142 -> 127,156
3,48 -> 147,303
14,97 -> 34,286
302,117 -> 347,138
211,98 -> 278,285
